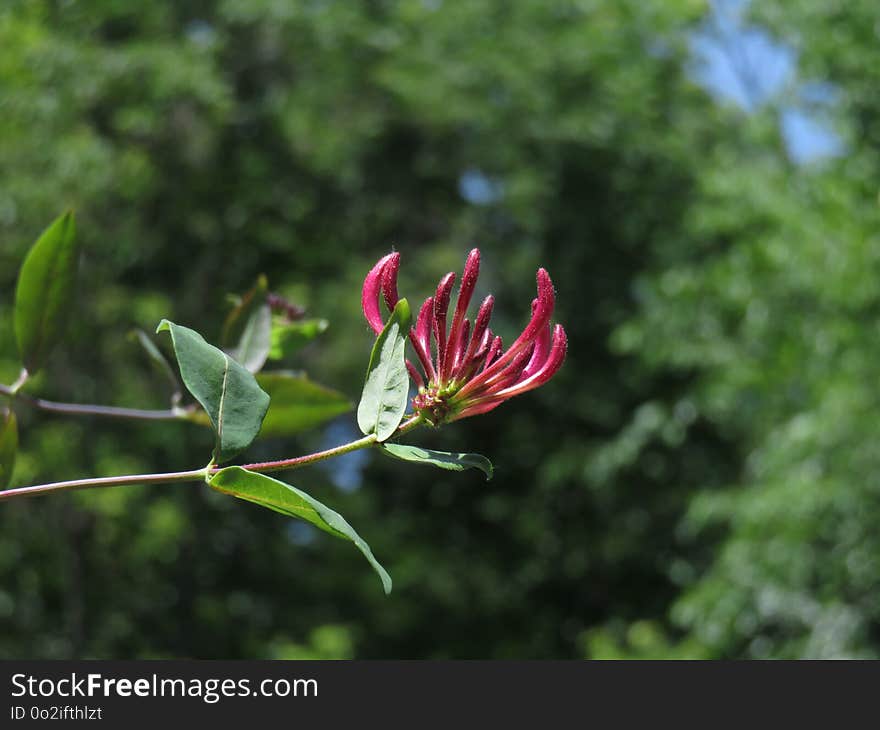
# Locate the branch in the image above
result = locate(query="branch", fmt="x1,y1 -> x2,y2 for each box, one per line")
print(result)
0,415 -> 426,502
0,382 -> 188,421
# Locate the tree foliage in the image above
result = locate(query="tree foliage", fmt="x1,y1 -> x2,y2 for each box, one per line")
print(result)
0,0 -> 875,659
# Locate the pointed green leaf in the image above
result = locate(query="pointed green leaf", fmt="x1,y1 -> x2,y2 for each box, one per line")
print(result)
380,443 -> 494,480
14,211 -> 79,373
221,275 -> 268,346
223,276 -> 272,373
209,466 -> 391,594
129,328 -> 181,398
157,320 -> 270,463
268,318 -> 329,360
256,372 -> 351,436
0,409 -> 18,489
356,298 -> 411,442
233,303 -> 272,373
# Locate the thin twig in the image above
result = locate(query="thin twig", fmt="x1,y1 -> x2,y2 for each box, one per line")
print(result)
0,382 -> 184,421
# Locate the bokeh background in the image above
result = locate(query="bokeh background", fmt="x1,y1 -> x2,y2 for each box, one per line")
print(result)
2,0 -> 879,659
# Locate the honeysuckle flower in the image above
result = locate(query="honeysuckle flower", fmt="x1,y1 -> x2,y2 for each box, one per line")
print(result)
362,248 -> 567,425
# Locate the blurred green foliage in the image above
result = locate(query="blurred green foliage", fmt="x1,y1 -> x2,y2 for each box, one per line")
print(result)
0,0 -> 877,659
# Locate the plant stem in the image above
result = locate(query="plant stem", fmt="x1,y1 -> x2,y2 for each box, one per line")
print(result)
237,415 -> 424,473
239,433 -> 378,472
9,369 -> 29,395
0,468 -> 208,502
0,382 -> 185,421
0,414 -> 426,502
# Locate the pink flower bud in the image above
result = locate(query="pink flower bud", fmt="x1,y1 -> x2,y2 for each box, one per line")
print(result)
381,252 -> 400,312
362,252 -> 398,334
493,325 -> 567,398
451,317 -> 471,374
433,272 -> 456,374
482,335 -> 503,370
410,296 -> 437,382
520,321 -> 552,381
444,249 -> 480,380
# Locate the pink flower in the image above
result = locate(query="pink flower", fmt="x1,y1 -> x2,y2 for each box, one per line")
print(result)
362,248 -> 567,424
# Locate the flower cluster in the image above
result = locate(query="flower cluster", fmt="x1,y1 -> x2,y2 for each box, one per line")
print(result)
362,248 -> 567,425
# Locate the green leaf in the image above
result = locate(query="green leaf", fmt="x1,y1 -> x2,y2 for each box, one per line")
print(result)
14,211 -> 79,373
233,304 -> 272,373
157,320 -> 270,463
0,409 -> 18,489
209,466 -> 392,594
268,318 -> 329,360
222,276 -> 272,373
129,328 -> 181,398
256,372 -> 351,436
356,298 -> 411,442
379,443 -> 494,480
221,275 -> 268,346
